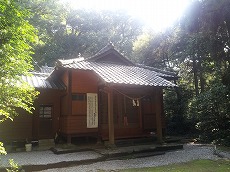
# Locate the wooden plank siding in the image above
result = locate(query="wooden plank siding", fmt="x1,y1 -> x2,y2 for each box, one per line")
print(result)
60,116 -> 97,134
71,69 -> 99,93
59,68 -> 166,141
0,89 -> 63,142
100,128 -> 143,140
99,86 -> 165,140
60,69 -> 99,136
60,70 -> 69,116
0,112 -> 32,142
33,89 -> 63,140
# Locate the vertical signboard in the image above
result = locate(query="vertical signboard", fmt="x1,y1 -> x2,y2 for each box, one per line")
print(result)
87,93 -> 98,128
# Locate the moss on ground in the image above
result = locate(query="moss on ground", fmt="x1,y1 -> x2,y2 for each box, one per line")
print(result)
103,159 -> 230,172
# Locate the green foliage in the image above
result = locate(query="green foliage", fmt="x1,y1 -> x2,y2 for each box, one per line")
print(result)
0,0 -> 39,122
6,159 -> 22,172
164,88 -> 197,135
133,29 -> 177,70
0,0 -> 39,157
1,0 -> 228,147
24,0 -> 68,65
132,32 -> 152,63
191,83 -> 230,146
120,159 -> 230,172
0,142 -> 6,155
30,5 -> 143,65
133,0 -> 230,145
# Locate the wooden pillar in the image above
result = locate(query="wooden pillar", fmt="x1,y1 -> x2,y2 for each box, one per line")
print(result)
108,86 -> 115,145
139,99 -> 142,129
68,70 -> 72,115
97,86 -> 102,144
155,88 -> 163,143
67,70 -> 72,145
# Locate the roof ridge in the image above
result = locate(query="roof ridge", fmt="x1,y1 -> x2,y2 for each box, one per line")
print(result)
88,42 -> 135,66
57,57 -> 85,66
136,64 -> 178,77
93,42 -> 114,57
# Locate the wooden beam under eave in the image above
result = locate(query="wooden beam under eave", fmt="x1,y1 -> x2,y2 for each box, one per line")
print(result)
108,85 -> 115,145
155,88 -> 163,143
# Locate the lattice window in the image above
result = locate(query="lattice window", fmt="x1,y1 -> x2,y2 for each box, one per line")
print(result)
39,105 -> 52,118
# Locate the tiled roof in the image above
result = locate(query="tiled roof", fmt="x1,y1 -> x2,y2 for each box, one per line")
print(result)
40,66 -> 54,74
88,42 -> 135,65
92,42 -> 114,57
60,60 -> 176,87
136,64 -> 178,78
87,43 -> 177,78
57,57 -> 84,65
22,73 -> 66,90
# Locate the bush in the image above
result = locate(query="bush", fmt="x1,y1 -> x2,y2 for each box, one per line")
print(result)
191,83 -> 230,146
164,87 -> 197,136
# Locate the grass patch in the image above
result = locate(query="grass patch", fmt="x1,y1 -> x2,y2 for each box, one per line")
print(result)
117,159 -> 230,172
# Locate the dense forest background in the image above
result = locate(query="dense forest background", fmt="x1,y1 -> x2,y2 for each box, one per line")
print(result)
1,0 -> 230,146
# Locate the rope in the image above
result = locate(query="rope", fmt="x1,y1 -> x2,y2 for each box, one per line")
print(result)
112,87 -> 147,101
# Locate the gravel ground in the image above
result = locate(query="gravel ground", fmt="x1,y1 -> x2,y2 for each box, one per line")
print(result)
40,144 -> 222,172
0,151 -> 102,167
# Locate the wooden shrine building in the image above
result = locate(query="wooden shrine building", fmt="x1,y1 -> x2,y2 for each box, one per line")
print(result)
0,43 -> 177,145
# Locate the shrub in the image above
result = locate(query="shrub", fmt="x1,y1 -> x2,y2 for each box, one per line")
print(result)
191,83 -> 230,146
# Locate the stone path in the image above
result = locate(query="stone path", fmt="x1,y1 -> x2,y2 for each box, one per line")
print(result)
40,144 -> 222,172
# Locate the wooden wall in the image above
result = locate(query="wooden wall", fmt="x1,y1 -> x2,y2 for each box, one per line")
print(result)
71,69 -> 99,93
99,86 -> 165,140
60,69 -> 99,136
0,112 -> 32,142
0,89 -> 63,142
0,68 -> 166,143
142,87 -> 165,130
33,89 -> 63,140
59,69 -> 166,141
60,70 -> 69,116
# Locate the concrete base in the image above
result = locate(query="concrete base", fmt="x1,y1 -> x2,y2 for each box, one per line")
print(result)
34,139 -> 55,151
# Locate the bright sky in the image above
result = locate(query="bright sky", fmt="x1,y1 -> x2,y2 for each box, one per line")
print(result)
62,0 -> 191,32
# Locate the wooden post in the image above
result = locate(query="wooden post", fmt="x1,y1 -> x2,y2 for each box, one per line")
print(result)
155,88 -> 163,143
139,99 -> 142,129
97,87 -> 102,144
68,70 -> 72,115
108,86 -> 115,145
67,70 -> 72,145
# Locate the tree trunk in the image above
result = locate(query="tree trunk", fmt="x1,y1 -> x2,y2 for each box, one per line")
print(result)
198,60 -> 205,93
193,56 -> 199,96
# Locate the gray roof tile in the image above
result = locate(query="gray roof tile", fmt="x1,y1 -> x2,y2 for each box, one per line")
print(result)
61,61 -> 176,87
136,63 -> 177,78
22,73 -> 66,90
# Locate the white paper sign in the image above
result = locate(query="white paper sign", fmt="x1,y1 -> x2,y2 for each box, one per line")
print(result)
87,93 -> 98,128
